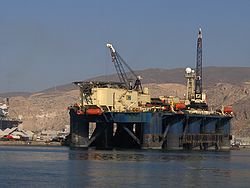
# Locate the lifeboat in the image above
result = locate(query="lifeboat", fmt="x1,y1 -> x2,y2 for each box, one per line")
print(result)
86,108 -> 103,115
175,103 -> 186,110
224,106 -> 233,114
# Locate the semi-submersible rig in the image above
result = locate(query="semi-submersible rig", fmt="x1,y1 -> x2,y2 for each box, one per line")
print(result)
69,29 -> 233,150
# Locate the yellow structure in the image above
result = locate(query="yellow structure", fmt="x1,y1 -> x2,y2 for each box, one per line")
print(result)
88,87 -> 150,112
75,81 -> 150,112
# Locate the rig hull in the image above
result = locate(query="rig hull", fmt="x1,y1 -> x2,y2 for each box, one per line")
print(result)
69,110 -> 232,150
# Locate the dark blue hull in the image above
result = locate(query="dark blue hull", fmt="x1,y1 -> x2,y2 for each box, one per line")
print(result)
69,110 -> 232,150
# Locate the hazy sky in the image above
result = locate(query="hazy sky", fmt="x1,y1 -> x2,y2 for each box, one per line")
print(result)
0,0 -> 249,92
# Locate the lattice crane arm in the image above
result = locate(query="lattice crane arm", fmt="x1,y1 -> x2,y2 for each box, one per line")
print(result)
106,43 -> 143,92
106,43 -> 128,86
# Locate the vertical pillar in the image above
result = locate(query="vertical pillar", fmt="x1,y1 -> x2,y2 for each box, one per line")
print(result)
142,112 -> 162,149
216,117 -> 231,150
165,116 -> 184,150
70,110 -> 89,148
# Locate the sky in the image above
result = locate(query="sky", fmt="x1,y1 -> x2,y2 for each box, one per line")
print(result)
0,0 -> 249,92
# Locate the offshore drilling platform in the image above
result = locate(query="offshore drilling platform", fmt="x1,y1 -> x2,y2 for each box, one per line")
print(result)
69,29 -> 233,150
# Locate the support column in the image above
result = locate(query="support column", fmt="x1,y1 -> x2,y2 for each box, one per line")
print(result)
70,110 -> 89,148
142,112 -> 163,149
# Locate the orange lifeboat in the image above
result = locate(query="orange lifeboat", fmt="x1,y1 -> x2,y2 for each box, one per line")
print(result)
224,106 -> 233,114
86,108 -> 103,115
175,103 -> 186,110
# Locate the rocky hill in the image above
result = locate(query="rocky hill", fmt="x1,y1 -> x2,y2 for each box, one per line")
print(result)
3,90 -> 78,132
2,67 -> 250,137
91,66 -> 250,86
35,66 -> 250,93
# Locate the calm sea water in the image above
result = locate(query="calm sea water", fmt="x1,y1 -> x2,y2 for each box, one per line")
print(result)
0,146 -> 250,188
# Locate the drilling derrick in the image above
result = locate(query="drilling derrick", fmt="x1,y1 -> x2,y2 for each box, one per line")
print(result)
186,28 -> 208,110
195,28 -> 203,100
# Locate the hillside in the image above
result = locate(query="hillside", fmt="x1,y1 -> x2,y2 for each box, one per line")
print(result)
36,66 -> 250,94
2,66 -> 250,137
6,90 -> 78,132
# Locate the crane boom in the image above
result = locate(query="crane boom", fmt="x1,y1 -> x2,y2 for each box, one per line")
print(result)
106,43 -> 143,92
195,28 -> 203,100
106,43 -> 129,86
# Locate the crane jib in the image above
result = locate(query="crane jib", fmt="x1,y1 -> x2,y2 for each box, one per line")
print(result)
107,43 -> 143,92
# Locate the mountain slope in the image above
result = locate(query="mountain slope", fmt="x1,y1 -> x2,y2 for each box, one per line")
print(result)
40,66 -> 250,93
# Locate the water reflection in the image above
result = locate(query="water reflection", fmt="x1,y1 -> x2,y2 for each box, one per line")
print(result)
1,146 -> 250,188
66,150 -> 235,187
66,149 -> 237,187
68,149 -> 232,162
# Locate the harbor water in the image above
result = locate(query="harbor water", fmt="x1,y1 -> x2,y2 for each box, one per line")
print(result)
0,146 -> 250,188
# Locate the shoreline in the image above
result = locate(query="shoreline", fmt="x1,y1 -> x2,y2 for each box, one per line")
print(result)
1,141 -> 250,151
0,140 -> 62,147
